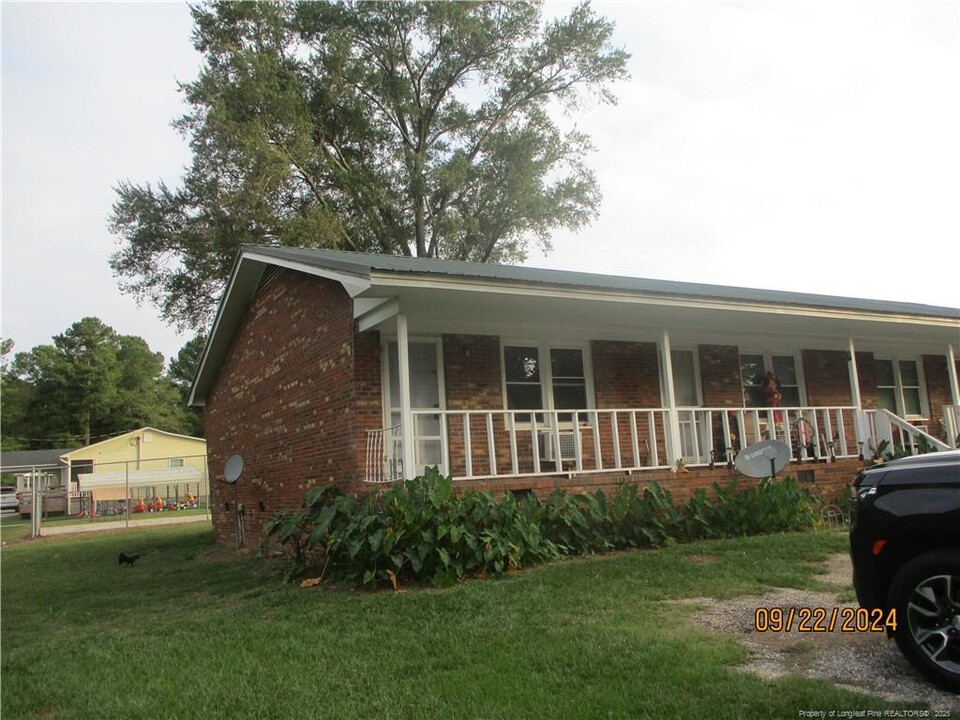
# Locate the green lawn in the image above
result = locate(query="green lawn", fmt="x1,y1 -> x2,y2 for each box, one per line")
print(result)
1,525 -> 913,719
0,508 -> 211,544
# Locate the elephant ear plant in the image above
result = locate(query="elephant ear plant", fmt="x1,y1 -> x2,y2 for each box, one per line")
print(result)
262,467 -> 823,589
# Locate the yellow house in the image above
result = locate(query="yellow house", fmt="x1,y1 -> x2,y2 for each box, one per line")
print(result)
66,428 -> 207,514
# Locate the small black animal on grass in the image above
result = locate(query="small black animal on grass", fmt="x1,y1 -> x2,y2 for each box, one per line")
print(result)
118,552 -> 141,567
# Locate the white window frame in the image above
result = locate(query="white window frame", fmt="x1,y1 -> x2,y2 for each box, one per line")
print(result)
168,458 -> 185,469
874,356 -> 928,419
739,351 -> 807,408
500,340 -> 595,425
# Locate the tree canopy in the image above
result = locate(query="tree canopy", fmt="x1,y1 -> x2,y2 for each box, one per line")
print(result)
0,321 -> 200,450
109,0 -> 629,331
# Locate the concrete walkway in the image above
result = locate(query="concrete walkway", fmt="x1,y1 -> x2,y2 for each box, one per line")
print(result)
40,514 -> 211,536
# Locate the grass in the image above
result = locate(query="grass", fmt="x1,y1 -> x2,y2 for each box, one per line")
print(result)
0,508 -> 211,544
0,525 -> 916,719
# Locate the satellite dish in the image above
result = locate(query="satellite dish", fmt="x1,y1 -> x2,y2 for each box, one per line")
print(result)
224,455 -> 244,484
735,439 -> 791,478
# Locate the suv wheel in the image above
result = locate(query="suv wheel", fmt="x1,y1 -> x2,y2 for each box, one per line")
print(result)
887,550 -> 960,692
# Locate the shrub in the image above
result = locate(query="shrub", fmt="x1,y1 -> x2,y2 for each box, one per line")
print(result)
263,469 -> 821,588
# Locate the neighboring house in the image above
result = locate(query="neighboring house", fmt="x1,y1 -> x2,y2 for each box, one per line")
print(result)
3,428 -> 207,515
0,448 -> 73,510
189,247 -> 960,547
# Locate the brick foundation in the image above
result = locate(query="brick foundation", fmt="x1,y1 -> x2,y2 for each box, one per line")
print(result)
448,456 -> 862,507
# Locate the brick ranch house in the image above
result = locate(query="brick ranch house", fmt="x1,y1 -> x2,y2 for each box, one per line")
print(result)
189,247 -> 960,547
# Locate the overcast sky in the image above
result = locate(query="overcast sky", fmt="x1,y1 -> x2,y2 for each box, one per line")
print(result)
3,1 -> 958,365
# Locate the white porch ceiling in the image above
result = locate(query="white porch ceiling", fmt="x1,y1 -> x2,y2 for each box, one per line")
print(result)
359,281 -> 959,354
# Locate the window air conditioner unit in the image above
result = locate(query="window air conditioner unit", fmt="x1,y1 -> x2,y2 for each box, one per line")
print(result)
540,431 -> 578,463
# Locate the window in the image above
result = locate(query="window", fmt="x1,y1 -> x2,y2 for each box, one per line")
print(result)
740,353 -> 802,408
550,348 -> 588,415
670,349 -> 700,407
875,358 -> 924,417
504,346 -> 543,412
503,344 -> 589,420
169,458 -> 184,469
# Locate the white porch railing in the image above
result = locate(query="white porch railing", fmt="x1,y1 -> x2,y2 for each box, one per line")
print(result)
675,405 -> 861,465
362,405 -> 952,483
362,425 -> 403,484
359,405 -> 861,482
944,404 -> 960,449
417,408 -> 673,480
863,409 -> 951,457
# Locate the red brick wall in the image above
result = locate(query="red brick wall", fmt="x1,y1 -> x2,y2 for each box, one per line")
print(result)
204,270 -> 360,546
443,335 -> 503,410
802,350 -> 852,406
699,345 -> 742,406
453,457 -> 861,507
442,335 -> 506,476
591,341 -> 665,467
592,341 -> 661,407
855,351 -> 879,410
351,330 -> 383,493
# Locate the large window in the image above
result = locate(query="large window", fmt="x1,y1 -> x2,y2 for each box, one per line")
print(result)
740,353 -> 801,408
503,345 -> 589,419
504,346 -> 543,412
550,348 -> 588,413
875,358 -> 923,417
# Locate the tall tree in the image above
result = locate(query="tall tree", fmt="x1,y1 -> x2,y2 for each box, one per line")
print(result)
109,1 -> 629,331
1,319 -> 199,449
1,339 -> 30,451
168,336 -> 206,436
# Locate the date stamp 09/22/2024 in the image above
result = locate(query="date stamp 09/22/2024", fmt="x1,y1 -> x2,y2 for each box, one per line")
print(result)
754,605 -> 898,634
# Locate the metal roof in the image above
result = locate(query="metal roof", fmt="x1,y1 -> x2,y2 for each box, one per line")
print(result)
0,448 -> 73,471
245,246 -> 959,319
189,245 -> 959,406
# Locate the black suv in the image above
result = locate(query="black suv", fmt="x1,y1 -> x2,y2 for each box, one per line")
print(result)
850,449 -> 960,691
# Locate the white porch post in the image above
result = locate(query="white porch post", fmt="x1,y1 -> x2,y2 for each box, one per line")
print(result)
847,338 -> 863,409
947,343 -> 959,405
396,313 -> 416,479
848,338 -> 869,458
659,329 -> 682,464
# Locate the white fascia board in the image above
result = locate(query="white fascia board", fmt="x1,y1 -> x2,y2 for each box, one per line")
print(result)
369,273 -> 960,329
242,250 -> 371,297
188,255 -> 265,407
356,298 -> 400,332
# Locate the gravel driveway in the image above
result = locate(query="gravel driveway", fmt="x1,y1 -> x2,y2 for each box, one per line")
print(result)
690,553 -> 959,711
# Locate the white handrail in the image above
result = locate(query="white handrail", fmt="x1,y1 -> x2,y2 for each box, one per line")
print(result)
362,425 -> 403,484
944,404 -> 960,449
864,409 -> 950,456
389,405 -> 936,482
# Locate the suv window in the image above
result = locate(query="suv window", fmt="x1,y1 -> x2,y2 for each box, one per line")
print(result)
882,463 -> 956,487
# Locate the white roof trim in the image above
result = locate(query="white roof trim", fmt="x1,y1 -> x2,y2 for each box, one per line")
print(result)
242,250 -> 371,297
369,273 -> 959,329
